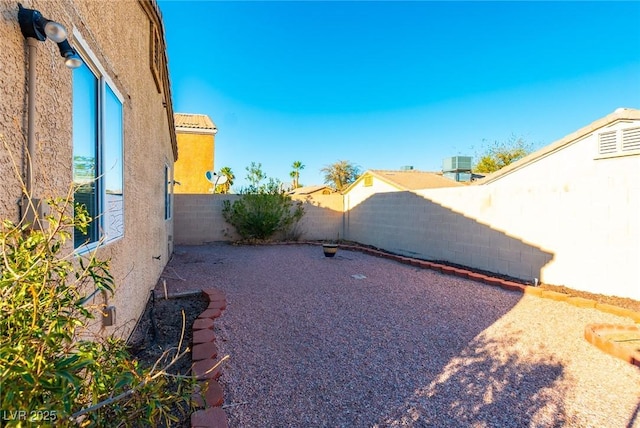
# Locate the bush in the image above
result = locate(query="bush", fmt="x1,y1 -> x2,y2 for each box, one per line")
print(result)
0,196 -> 194,427
222,178 -> 304,241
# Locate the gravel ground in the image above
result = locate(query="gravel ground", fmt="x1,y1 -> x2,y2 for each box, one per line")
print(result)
164,243 -> 640,428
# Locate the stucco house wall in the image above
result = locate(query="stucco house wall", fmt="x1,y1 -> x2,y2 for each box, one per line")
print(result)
344,176 -> 402,208
174,113 -> 217,194
343,170 -> 464,209
174,132 -> 214,193
0,0 -> 177,338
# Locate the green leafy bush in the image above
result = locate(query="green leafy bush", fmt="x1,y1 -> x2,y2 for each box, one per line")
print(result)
0,197 -> 194,427
222,175 -> 304,241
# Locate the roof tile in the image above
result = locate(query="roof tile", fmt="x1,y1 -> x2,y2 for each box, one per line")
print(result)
174,113 -> 216,130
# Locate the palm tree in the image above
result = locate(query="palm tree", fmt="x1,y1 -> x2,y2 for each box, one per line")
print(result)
216,166 -> 235,194
290,161 -> 305,189
320,160 -> 361,191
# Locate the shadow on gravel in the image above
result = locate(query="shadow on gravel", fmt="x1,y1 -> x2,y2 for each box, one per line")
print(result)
159,244 -> 567,427
376,332 -> 568,427
628,401 -> 640,428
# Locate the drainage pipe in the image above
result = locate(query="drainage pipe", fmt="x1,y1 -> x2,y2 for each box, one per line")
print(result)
26,37 -> 38,197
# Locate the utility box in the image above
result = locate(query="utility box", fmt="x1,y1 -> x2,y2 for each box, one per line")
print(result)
102,306 -> 116,327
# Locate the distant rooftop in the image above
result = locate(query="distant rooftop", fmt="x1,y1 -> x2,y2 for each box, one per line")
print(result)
369,170 -> 465,190
288,185 -> 335,195
174,113 -> 217,134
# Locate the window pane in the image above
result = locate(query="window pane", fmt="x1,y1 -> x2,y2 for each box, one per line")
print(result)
104,85 -> 124,239
73,63 -> 99,247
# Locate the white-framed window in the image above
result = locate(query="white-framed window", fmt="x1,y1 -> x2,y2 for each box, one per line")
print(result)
72,32 -> 124,249
595,125 -> 640,159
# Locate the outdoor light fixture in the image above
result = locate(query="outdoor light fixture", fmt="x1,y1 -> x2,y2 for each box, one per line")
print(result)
57,39 -> 83,68
17,3 -> 84,225
17,3 -> 82,69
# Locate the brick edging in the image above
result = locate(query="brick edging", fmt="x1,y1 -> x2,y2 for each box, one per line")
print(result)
190,288 -> 229,428
584,324 -> 640,368
292,240 -> 640,324
327,241 -> 640,367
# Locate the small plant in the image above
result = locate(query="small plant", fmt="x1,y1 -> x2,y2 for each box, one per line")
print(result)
0,193 -> 195,427
222,163 -> 304,241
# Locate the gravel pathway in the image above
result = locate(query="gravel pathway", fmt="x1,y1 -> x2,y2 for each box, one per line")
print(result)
166,244 -> 640,428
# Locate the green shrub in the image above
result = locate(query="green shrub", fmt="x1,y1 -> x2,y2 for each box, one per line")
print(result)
222,178 -> 304,241
0,197 -> 194,427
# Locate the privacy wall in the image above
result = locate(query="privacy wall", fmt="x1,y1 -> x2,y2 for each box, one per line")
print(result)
174,110 -> 639,300
174,194 -> 344,245
345,111 -> 640,300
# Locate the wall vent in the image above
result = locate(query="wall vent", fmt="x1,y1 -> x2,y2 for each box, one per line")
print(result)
596,126 -> 640,159
598,131 -> 618,154
622,127 -> 640,152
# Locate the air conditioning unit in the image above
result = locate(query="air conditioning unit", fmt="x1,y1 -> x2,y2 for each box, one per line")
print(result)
442,156 -> 472,173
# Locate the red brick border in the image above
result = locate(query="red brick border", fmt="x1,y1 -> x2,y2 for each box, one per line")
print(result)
329,242 -> 640,367
323,242 -> 640,321
190,288 -> 228,428
182,242 -> 640,411
584,324 -> 640,368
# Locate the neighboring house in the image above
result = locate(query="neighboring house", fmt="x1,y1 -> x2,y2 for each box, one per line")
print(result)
174,113 -> 218,194
288,185 -> 336,196
475,107 -> 640,186
343,169 -> 464,208
0,0 -> 177,337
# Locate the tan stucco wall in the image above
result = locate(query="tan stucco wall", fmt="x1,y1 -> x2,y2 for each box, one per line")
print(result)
174,131 -> 215,194
0,0 -> 175,338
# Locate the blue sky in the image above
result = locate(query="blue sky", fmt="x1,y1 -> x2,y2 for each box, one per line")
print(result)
159,1 -> 640,190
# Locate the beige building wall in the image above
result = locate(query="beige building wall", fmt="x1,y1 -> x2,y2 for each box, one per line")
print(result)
344,176 -> 403,208
0,0 -> 177,338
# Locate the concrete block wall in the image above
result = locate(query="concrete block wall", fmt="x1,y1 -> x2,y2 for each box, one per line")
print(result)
174,116 -> 639,300
174,195 -> 240,244
174,193 -> 343,245
344,124 -> 640,301
290,194 -> 343,241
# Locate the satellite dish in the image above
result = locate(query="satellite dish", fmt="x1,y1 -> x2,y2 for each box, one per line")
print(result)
205,170 -> 228,185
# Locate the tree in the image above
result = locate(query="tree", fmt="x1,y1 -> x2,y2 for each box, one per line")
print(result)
215,166 -> 235,194
289,161 -> 305,189
245,161 -> 267,193
321,160 -> 361,191
222,163 -> 304,241
473,135 -> 533,174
